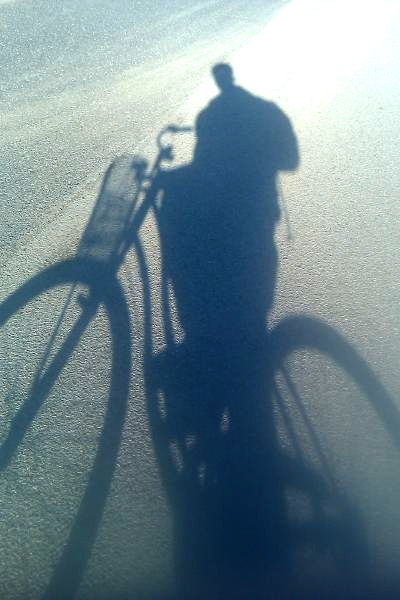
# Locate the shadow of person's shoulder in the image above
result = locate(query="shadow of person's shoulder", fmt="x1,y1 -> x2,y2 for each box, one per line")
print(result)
217,85 -> 288,130
250,91 -> 286,120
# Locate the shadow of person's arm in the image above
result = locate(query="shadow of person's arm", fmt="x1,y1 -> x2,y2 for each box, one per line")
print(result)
269,103 -> 299,172
192,105 -> 211,165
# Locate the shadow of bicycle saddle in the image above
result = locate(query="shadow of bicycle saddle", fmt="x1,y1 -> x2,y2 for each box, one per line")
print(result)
147,343 -> 228,437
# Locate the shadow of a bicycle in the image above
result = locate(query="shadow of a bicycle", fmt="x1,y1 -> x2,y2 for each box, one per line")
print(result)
1,67 -> 400,598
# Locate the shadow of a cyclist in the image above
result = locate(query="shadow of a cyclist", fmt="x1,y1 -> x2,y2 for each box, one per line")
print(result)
146,64 -> 398,600
1,62 -> 399,599
158,63 -> 297,350
147,64 -> 330,598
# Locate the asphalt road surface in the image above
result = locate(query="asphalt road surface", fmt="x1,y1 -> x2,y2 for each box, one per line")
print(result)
1,0 -> 400,598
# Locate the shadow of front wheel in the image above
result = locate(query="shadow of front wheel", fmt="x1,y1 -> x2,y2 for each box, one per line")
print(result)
0,258 -> 132,600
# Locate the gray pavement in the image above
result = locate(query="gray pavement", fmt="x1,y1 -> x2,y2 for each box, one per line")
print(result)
1,0 -> 400,598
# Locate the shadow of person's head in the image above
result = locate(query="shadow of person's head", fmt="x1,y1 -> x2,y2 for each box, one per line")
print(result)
212,62 -> 235,93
